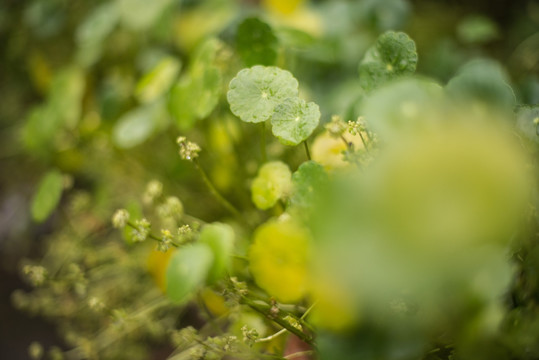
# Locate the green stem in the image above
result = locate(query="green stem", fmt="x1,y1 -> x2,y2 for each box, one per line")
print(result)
193,159 -> 245,222
126,221 -> 180,247
303,141 -> 311,161
261,122 -> 267,163
256,301 -> 317,343
339,135 -> 352,150
358,131 -> 370,153
240,296 -> 314,345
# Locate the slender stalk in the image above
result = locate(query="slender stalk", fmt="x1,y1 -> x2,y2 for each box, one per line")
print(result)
261,122 -> 267,163
240,296 -> 314,345
339,134 -> 352,149
303,141 -> 311,161
358,131 -> 370,153
256,302 -> 317,343
193,159 -> 244,221
126,221 -> 180,247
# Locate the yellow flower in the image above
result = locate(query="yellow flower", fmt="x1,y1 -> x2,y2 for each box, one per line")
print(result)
249,217 -> 310,302
311,131 -> 364,171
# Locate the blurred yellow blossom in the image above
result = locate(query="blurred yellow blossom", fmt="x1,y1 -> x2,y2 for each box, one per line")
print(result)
249,217 -> 310,302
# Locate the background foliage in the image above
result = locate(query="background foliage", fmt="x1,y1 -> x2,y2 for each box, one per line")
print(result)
0,0 -> 538,359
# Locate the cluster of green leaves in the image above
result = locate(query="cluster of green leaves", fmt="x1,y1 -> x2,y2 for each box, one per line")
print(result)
4,0 -> 539,360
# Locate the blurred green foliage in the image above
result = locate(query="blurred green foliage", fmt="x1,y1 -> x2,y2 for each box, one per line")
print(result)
0,0 -> 538,359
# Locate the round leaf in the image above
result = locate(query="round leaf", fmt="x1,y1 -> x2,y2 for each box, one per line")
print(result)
360,77 -> 444,141
31,170 -> 64,223
165,244 -> 214,304
271,97 -> 320,145
359,31 -> 417,92
236,17 -> 278,66
227,66 -> 299,123
291,161 -> 329,209
446,59 -> 515,110
199,223 -> 235,283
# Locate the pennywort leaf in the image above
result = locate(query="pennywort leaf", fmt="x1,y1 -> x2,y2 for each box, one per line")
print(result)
361,77 -> 443,140
446,59 -> 515,110
291,161 -> 329,209
359,31 -> 417,91
271,97 -> 320,146
31,170 -> 64,223
236,17 -> 278,67
227,65 -> 299,123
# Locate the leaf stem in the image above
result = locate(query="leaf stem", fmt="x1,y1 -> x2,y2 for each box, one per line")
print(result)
303,141 -> 311,161
261,122 -> 267,163
358,131 -> 370,153
193,159 -> 245,222
339,135 -> 352,149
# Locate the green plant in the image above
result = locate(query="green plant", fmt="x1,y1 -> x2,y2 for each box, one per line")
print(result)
5,1 -> 539,360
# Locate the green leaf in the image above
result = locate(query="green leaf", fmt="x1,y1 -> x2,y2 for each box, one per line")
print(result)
236,17 -> 278,66
112,101 -> 168,148
31,170 -> 64,223
291,161 -> 329,209
22,67 -> 85,154
48,67 -> 86,129
118,0 -> 174,31
446,59 -> 515,110
358,31 -> 417,92
168,77 -> 198,130
198,223 -> 235,283
75,2 -> 119,66
227,66 -> 299,123
360,77 -> 443,141
355,0 -> 410,31
165,244 -> 214,304
457,15 -> 499,44
22,105 -> 61,154
169,39 -> 223,130
135,56 -> 181,104
271,97 -> 320,146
